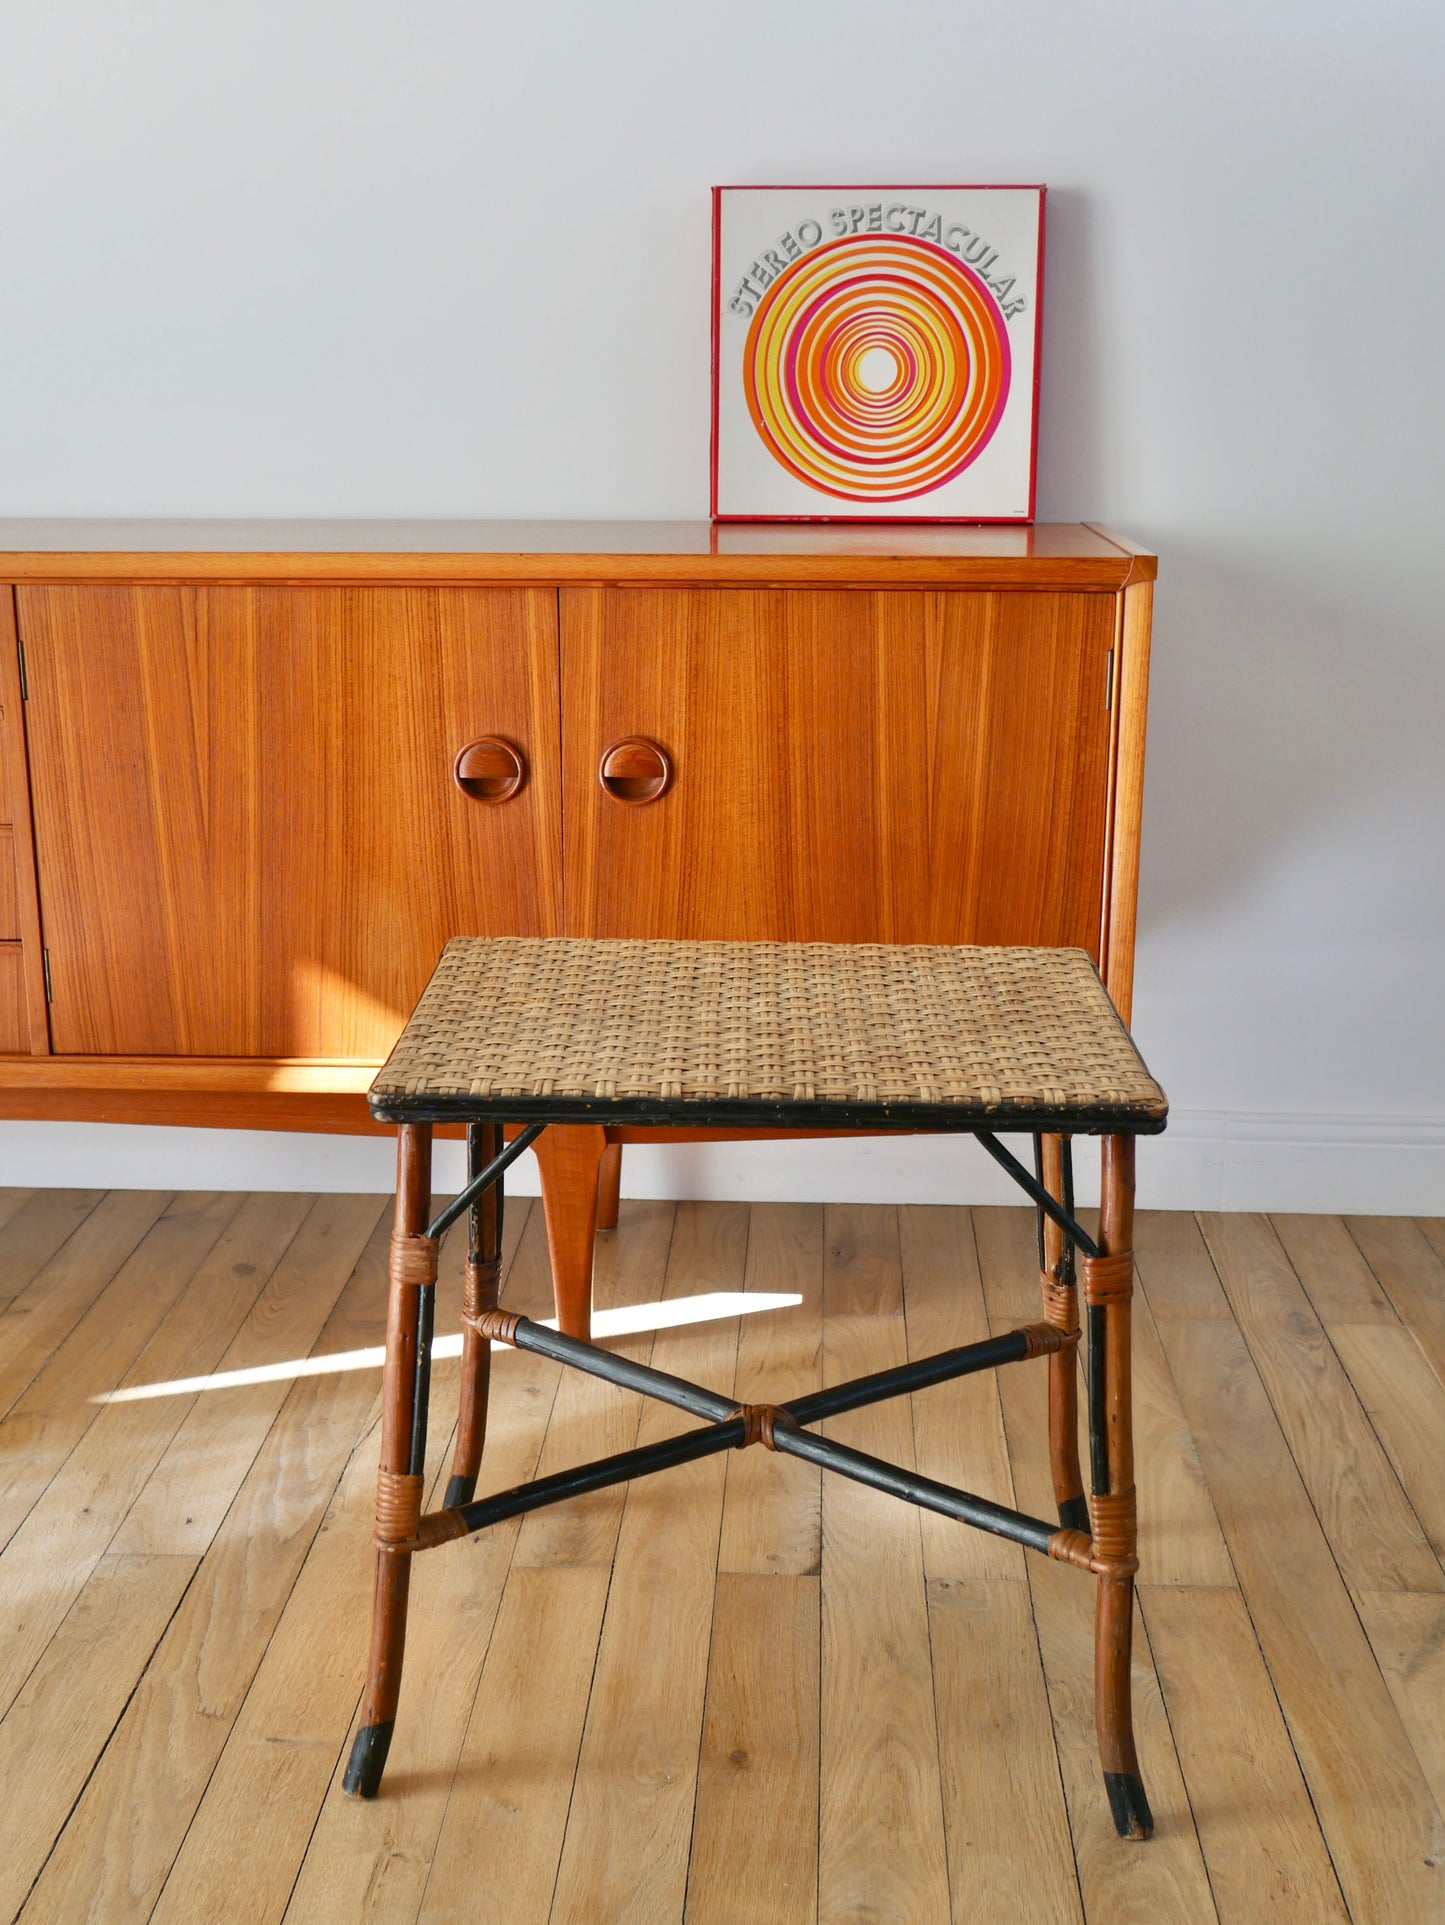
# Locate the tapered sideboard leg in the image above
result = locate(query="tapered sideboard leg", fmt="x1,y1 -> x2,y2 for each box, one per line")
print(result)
596,1140 -> 623,1231
344,1123 -> 435,1799
534,1123 -> 607,1340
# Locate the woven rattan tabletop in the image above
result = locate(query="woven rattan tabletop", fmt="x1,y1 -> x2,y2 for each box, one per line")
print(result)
370,939 -> 1167,1133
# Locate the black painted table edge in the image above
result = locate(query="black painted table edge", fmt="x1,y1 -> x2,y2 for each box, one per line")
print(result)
366,1092 -> 1169,1133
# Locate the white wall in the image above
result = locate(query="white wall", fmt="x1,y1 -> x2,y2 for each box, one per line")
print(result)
1,1 -> 1441,1211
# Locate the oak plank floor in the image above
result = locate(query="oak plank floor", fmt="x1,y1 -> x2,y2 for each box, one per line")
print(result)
1,1194 -> 1442,1923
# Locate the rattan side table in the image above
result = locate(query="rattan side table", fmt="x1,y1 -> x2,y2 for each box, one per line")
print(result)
343,937 -> 1168,1840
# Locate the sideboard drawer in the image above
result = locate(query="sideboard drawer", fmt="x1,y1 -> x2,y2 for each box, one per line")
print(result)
19,585 -> 563,1057
561,586 -> 1116,954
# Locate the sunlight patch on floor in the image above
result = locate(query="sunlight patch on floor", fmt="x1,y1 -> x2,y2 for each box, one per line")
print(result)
91,1291 -> 804,1404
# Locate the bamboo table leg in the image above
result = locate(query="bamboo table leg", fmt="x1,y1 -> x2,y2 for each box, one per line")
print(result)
343,1123 -> 437,1799
444,1122 -> 503,1509
1086,1134 -> 1152,1839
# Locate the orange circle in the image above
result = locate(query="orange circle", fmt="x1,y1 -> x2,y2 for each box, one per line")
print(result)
743,235 -> 1011,501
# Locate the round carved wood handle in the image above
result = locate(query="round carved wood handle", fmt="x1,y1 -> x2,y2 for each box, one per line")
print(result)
453,737 -> 526,803
598,737 -> 672,805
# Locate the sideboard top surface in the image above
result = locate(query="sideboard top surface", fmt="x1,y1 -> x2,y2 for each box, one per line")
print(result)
0,520 -> 1154,588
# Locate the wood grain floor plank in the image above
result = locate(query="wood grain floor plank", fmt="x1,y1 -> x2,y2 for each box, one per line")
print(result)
687,1572 -> 820,1925
512,1200 -> 676,1569
1329,1323 -> 1445,1563
0,1193 -> 243,1558
0,1198 -> 384,1919
1157,1312 -> 1445,1921
1273,1212 -> 1398,1323
717,1202 -> 824,1578
0,1193 -> 319,1719
550,1202 -> 745,1924
1353,1589 -> 1445,1824
971,1207 -> 1042,1328
1270,1210 -> 1445,1576
0,1185 -> 38,1237
10,1199 -> 1441,1921
0,1551 -> 197,1921
285,1372 -> 555,1919
1132,1210 -> 1231,1321
1030,1561 -> 1219,1924
0,1188 -> 104,1308
817,1203 -> 952,1923
928,1575 -> 1082,1923
0,1190 -> 166,1420
1347,1216 -> 1445,1391
277,1203 -> 540,1925
1197,1213 -> 1442,1594
899,1204 -> 1025,1582
145,1410 -> 407,1924
974,1210 -> 1219,1921
19,1209 -> 395,1925
115,1192 -> 387,1558
1139,1586 -> 1349,1923
1127,1285 -> 1235,1588
147,1291 -> 475,1925
498,1197 -> 555,1320
416,1565 -> 609,1925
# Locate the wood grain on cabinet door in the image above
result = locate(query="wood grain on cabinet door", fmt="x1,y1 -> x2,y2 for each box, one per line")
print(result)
0,587 -> 50,1052
20,586 -> 561,1057
562,587 -> 1115,950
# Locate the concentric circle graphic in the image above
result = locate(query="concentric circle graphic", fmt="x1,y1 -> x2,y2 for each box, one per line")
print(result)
743,235 -> 1011,501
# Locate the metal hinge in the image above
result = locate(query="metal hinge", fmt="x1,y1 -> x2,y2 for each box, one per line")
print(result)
42,949 -> 52,1004
16,636 -> 28,701
1104,649 -> 1115,711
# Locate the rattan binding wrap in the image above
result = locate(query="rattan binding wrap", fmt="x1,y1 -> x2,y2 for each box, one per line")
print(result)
371,939 -> 1167,1124
732,1403 -> 798,1451
1082,1252 -> 1135,1303
1088,1489 -> 1139,1572
374,1470 -> 424,1547
1040,1273 -> 1079,1330
388,1233 -> 438,1288
1046,1491 -> 1139,1578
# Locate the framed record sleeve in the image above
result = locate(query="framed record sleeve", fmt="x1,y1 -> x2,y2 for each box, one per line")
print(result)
711,184 -> 1044,522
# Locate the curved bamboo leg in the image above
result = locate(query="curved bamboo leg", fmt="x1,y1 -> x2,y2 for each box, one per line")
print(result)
1038,1134 -> 1088,1532
596,1140 -> 623,1232
344,1124 -> 435,1800
1087,1133 -> 1152,1839
444,1122 -> 502,1509
535,1124 -> 606,1340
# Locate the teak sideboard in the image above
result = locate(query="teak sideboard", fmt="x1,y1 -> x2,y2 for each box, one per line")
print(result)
0,520 -> 1156,1333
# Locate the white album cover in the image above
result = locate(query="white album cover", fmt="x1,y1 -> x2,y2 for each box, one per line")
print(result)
712,185 -> 1044,521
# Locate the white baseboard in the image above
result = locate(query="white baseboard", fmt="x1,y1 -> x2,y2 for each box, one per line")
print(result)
0,1110 -> 1440,1215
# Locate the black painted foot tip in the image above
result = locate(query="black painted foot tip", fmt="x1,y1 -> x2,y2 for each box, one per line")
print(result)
1058,1493 -> 1090,1533
443,1474 -> 477,1509
1104,1770 -> 1153,1839
343,1721 -> 394,1799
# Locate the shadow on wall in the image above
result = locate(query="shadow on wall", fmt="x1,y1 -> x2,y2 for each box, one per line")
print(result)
1136,543 -> 1445,942
1037,192 -> 1442,948
1032,187 -> 1106,527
